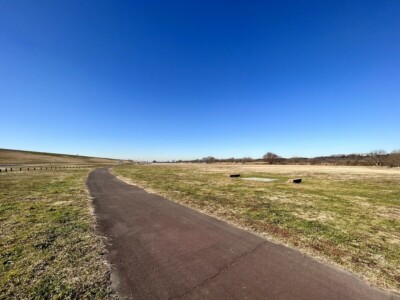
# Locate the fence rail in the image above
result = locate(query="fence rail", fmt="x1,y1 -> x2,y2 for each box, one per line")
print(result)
0,165 -> 113,173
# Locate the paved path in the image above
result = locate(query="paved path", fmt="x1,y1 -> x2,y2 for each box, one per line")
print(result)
87,168 -> 398,300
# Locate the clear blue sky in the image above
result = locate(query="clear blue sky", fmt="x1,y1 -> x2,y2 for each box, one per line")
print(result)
1,1 -> 399,160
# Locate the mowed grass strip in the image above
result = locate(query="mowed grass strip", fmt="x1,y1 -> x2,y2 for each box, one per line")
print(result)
113,164 -> 400,292
0,169 -> 111,299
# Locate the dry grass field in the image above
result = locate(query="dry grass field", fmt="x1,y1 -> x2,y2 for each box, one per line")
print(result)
0,169 -> 111,299
0,148 -> 118,165
113,163 -> 400,293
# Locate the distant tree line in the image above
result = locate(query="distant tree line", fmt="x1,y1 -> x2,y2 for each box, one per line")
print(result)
170,150 -> 400,167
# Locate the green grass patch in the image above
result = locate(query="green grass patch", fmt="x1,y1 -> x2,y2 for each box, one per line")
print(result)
0,169 -> 111,299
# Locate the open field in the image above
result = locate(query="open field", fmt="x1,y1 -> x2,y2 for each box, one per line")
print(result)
0,169 -> 111,299
0,148 -> 118,165
113,163 -> 400,293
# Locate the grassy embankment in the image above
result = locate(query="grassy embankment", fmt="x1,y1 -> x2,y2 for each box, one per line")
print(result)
0,169 -> 111,299
113,164 -> 400,292
0,148 -> 118,165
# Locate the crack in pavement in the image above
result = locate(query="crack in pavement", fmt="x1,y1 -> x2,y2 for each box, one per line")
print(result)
170,241 -> 267,300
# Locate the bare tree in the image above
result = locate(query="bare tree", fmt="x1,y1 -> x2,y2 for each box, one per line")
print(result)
241,157 -> 253,163
369,150 -> 387,166
263,152 -> 279,164
202,156 -> 216,163
388,150 -> 400,167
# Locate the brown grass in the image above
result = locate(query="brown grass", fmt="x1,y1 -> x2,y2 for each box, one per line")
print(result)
0,169 -> 112,299
0,148 -> 118,165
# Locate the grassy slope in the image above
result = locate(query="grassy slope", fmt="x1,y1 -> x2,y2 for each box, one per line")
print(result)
113,164 -> 400,292
0,148 -> 118,165
0,169 -> 111,299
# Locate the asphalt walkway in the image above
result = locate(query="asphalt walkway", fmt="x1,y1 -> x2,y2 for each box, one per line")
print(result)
87,168 -> 398,300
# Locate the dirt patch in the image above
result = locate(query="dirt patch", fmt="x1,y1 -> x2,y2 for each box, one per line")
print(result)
241,177 -> 278,182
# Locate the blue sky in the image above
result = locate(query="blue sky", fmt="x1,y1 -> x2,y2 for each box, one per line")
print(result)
1,1 -> 399,160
